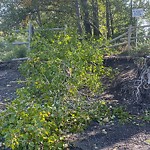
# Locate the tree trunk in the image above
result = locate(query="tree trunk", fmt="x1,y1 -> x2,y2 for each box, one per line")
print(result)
109,2 -> 114,37
36,10 -> 42,26
92,0 -> 100,37
106,0 -> 111,38
75,0 -> 82,34
31,0 -> 42,26
81,0 -> 92,36
35,1 -> 42,27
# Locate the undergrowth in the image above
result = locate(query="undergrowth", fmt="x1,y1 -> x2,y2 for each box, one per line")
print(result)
0,31 -> 142,150
0,32 -> 27,61
130,39 -> 150,57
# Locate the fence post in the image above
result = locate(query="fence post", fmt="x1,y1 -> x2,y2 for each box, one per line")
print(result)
135,18 -> 138,48
64,24 -> 67,35
127,25 -> 132,53
28,22 -> 32,51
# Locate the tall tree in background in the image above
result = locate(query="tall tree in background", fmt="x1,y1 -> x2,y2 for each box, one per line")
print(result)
81,0 -> 92,35
75,0 -> 82,34
106,0 -> 111,38
92,0 -> 100,37
108,0 -> 131,37
0,0 -> 74,29
0,0 -> 149,38
105,0 -> 114,38
109,1 -> 114,37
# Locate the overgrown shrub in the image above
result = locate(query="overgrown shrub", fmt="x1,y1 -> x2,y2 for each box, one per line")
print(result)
0,32 -> 115,149
130,39 -> 150,57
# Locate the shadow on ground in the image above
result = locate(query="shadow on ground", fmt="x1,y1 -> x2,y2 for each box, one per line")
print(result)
70,121 -> 150,150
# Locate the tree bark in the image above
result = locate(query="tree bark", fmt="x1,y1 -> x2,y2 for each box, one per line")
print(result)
92,0 -> 100,37
81,0 -> 92,36
35,1 -> 42,26
106,0 -> 111,38
109,2 -> 114,37
75,0 -> 82,34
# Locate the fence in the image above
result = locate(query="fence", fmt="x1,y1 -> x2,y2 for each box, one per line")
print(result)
109,24 -> 150,51
12,22 -> 66,51
2,23 -> 149,60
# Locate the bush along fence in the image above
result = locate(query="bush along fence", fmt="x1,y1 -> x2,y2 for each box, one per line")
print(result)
12,22 -> 66,51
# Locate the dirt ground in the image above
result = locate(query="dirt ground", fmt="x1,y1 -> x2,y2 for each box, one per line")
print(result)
0,61 -> 24,104
0,58 -> 150,150
69,57 -> 150,150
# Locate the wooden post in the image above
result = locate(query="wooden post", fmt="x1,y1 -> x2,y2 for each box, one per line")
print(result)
148,68 -> 150,84
130,0 -> 133,25
127,25 -> 132,52
64,24 -> 67,35
135,18 -> 138,47
28,22 -> 32,51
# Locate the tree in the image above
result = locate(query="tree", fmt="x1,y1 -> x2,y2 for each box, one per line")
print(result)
92,0 -> 100,37
105,0 -> 111,38
107,0 -> 131,37
0,0 -> 74,30
75,0 -> 82,34
81,0 -> 92,35
1,0 -> 149,38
